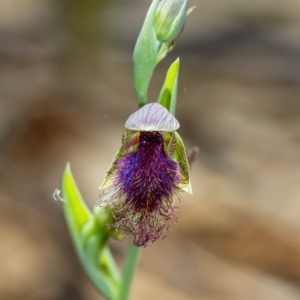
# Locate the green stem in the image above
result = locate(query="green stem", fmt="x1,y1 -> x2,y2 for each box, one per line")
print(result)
117,243 -> 141,300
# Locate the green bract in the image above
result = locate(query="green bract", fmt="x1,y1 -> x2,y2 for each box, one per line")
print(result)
157,58 -> 180,115
133,0 -> 161,107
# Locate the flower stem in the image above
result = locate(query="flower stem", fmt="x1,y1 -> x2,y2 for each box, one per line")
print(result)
117,243 -> 141,300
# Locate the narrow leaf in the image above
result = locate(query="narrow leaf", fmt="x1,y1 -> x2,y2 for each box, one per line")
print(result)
61,163 -> 120,300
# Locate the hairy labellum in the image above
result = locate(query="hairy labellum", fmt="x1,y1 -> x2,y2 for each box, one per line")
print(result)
97,103 -> 191,247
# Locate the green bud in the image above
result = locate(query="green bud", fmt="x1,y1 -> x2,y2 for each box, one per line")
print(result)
155,0 -> 188,43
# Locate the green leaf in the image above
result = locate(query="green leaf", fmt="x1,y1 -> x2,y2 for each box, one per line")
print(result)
61,163 -> 91,229
157,58 -> 180,115
61,163 -> 121,300
133,0 -> 161,107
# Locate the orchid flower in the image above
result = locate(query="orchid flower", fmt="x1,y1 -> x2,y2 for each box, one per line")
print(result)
98,103 -> 192,247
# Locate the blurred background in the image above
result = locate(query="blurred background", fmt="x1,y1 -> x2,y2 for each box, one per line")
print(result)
1,0 -> 300,299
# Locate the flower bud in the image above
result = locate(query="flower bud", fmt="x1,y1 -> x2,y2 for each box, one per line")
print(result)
155,0 -> 188,43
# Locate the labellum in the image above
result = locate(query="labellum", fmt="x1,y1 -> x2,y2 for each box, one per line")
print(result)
97,103 -> 191,247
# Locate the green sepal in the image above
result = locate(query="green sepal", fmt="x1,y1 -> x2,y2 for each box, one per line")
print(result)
133,0 -> 161,107
170,132 -> 192,194
61,163 -> 121,300
99,130 -> 140,189
99,144 -> 124,189
157,58 -> 180,116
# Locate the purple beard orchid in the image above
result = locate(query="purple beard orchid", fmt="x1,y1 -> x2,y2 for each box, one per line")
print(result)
97,103 -> 192,247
